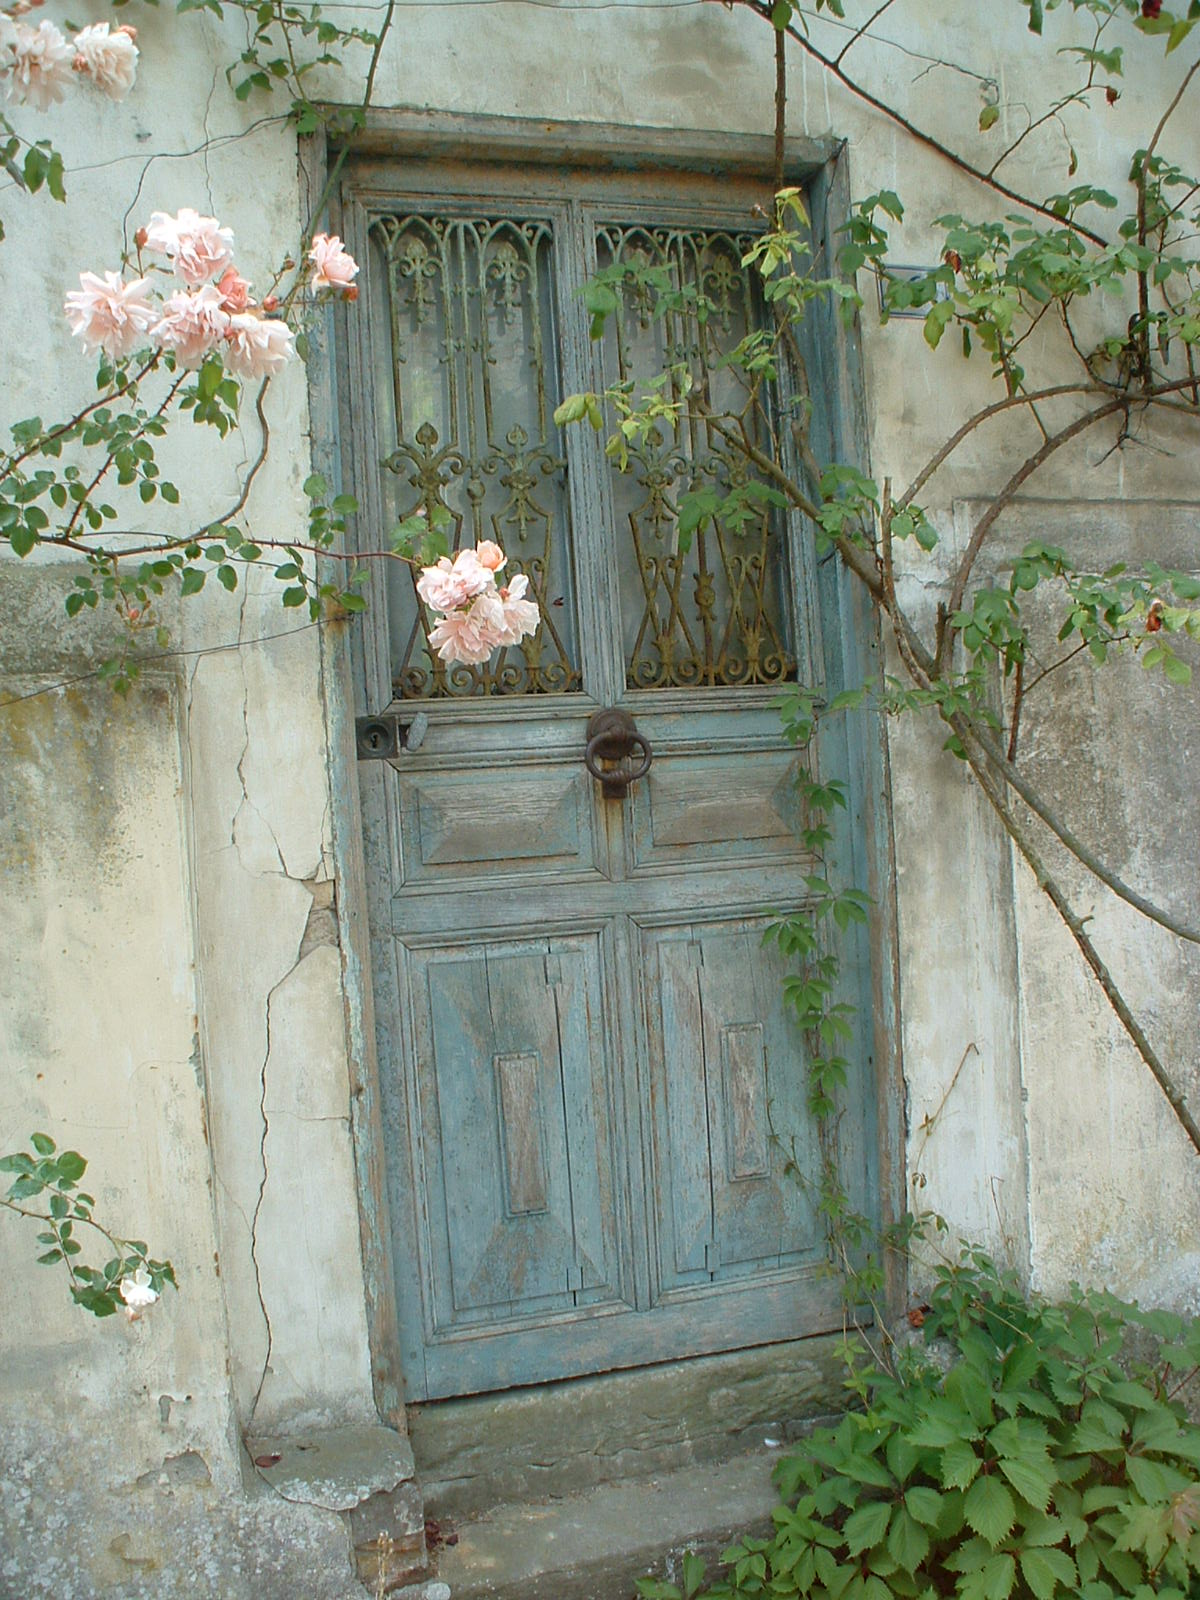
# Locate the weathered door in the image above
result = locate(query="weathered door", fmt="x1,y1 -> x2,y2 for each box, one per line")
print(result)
338,151 -> 877,1401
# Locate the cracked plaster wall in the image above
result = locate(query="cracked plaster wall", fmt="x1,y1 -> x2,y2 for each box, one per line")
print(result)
0,1 -> 1198,1594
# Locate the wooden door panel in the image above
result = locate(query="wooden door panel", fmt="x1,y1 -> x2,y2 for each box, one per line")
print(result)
395,763 -> 601,885
407,935 -> 628,1344
629,750 -> 808,873
641,917 -> 824,1310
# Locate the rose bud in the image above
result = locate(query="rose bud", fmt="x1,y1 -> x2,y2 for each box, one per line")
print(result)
944,250 -> 962,273
1142,0 -> 1162,15
262,294 -> 279,312
1146,598 -> 1164,632
343,284 -> 359,302
135,226 -> 148,250
1106,86 -> 1119,106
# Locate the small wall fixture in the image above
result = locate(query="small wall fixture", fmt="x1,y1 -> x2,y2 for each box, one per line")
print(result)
355,711 -> 429,760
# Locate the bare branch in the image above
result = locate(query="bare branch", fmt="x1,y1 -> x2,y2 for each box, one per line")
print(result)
722,0 -> 1109,247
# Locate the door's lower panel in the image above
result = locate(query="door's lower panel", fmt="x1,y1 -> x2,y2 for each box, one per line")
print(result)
391,914 -> 850,1400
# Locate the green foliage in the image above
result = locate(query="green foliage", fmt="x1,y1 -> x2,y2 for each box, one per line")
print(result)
640,1257 -> 1200,1600
1,1134 -> 176,1318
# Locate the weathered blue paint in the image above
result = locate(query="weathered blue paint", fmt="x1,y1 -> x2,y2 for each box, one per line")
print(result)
330,134 -> 882,1402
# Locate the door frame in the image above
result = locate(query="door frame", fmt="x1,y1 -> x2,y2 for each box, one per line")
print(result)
303,109 -> 906,1428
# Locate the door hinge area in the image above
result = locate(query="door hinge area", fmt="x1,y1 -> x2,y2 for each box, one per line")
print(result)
704,1240 -> 721,1275
356,710 -> 429,760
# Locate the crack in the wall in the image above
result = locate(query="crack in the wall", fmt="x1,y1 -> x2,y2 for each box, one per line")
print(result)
247,957 -> 290,1428
245,933 -> 339,1427
233,643 -> 288,875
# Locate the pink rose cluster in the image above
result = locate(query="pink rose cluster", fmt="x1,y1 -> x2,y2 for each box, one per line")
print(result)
63,211 -> 360,381
1,7 -> 139,111
416,541 -> 540,666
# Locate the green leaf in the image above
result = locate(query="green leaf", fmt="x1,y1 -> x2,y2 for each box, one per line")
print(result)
1026,0 -> 1043,33
681,1551 -> 705,1597
941,1440 -> 982,1490
887,1506 -> 931,1573
979,105 -> 1000,131
30,1133 -> 55,1156
553,394 -> 589,427
1163,652 -> 1192,685
22,144 -> 48,193
998,1455 -> 1054,1512
54,1151 -> 86,1183
843,1499 -> 891,1556
1073,1400 -> 1125,1454
980,1553 -> 1017,1600
905,1487 -> 944,1527
180,568 -> 207,596
964,1476 -> 1016,1547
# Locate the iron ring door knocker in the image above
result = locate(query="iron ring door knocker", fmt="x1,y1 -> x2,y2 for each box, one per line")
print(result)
584,708 -> 653,800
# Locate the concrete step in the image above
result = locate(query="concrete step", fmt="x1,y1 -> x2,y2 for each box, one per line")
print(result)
429,1450 -> 783,1600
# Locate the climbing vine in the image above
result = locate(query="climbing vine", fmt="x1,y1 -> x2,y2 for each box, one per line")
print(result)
1,0 -> 1198,1351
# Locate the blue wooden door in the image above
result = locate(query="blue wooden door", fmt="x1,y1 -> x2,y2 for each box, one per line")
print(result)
343,166 -> 877,1400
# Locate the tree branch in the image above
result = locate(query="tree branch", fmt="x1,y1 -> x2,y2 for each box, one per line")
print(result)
964,734 -> 1200,1157
725,0 -> 1109,247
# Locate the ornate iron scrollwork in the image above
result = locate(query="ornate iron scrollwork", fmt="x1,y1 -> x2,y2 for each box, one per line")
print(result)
372,213 -> 582,699
595,222 -> 797,691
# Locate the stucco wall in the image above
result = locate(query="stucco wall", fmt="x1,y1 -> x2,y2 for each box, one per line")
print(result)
1,1 -> 1197,1593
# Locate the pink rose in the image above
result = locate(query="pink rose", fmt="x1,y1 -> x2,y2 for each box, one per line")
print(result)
428,603 -> 507,666
216,266 -> 252,312
416,549 -> 494,613
5,19 -> 73,111
64,270 -> 157,358
71,21 -> 138,100
474,540 -> 506,573
154,285 -> 231,368
143,208 -> 235,287
223,312 -> 295,379
308,232 -> 359,292
492,573 -> 540,646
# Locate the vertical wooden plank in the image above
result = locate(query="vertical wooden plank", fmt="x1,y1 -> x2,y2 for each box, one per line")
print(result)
720,1023 -> 769,1181
652,933 -> 715,1285
495,1054 -> 550,1215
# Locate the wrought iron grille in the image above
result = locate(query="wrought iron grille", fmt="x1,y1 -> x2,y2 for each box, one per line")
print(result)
595,224 -> 795,690
371,213 -> 582,698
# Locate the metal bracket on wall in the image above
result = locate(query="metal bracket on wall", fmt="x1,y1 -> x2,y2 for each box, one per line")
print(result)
355,710 -> 429,761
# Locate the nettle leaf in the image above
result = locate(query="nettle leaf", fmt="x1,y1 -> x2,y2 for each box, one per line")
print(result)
964,1475 -> 1016,1546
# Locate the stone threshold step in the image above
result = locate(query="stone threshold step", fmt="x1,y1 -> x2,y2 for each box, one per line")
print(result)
431,1450 -> 782,1600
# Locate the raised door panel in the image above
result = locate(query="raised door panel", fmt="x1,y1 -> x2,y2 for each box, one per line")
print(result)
641,918 -> 824,1309
393,762 -> 602,887
405,936 -> 629,1355
628,747 -> 809,873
